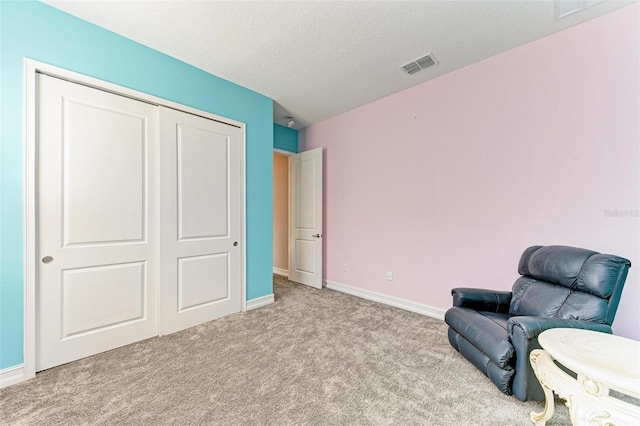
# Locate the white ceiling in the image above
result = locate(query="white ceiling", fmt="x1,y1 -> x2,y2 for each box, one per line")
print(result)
44,1 -> 632,130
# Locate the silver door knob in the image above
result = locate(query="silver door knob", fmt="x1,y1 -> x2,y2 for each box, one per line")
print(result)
42,256 -> 54,264
312,234 -> 322,238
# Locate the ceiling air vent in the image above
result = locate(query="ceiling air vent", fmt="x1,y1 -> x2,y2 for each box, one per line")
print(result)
554,0 -> 604,20
402,53 -> 438,75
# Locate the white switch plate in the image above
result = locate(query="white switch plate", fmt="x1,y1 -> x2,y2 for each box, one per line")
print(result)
343,264 -> 348,272
386,271 -> 393,281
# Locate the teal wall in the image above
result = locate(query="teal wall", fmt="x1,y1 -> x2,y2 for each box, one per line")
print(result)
0,1 -> 274,369
273,124 -> 299,153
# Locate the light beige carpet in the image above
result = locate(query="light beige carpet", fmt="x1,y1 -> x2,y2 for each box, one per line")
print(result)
1,276 -> 571,425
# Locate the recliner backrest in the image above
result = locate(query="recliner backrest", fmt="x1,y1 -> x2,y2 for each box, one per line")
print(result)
509,246 -> 631,325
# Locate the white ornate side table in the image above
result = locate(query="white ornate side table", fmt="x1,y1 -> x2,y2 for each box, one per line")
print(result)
529,328 -> 640,425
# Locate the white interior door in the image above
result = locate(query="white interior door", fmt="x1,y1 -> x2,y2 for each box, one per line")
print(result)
36,74 -> 159,371
289,148 -> 323,288
159,107 -> 242,335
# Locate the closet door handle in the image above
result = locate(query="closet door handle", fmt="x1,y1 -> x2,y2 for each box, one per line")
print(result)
312,234 -> 322,238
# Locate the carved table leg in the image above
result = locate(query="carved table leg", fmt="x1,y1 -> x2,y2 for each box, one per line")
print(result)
530,350 -> 556,425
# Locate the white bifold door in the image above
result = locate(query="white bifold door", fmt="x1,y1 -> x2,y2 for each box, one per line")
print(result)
36,74 -> 242,371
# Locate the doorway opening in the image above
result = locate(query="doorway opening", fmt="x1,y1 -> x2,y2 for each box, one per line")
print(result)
273,151 -> 291,278
273,147 -> 323,288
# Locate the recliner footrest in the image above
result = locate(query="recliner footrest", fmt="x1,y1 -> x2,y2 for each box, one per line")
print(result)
448,328 -> 514,394
445,307 -> 514,369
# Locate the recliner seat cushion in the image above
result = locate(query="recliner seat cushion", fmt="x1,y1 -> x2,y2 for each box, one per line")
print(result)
444,307 -> 514,369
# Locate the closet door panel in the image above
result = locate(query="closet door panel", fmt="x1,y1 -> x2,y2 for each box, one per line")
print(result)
36,74 -> 159,371
159,107 -> 242,335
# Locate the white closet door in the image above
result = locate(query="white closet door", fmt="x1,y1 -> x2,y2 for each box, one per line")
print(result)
159,107 -> 242,335
37,74 -> 159,371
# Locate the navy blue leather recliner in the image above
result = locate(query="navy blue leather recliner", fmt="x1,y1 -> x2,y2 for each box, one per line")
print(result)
445,245 -> 631,401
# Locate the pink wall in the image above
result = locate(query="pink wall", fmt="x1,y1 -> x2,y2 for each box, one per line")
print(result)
300,5 -> 640,339
273,153 -> 289,270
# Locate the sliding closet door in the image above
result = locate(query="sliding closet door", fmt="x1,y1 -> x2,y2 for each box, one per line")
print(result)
36,74 -> 159,371
159,107 -> 243,335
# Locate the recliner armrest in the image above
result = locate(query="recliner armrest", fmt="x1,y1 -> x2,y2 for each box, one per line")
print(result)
507,316 -> 612,340
451,288 -> 512,313
507,316 -> 612,401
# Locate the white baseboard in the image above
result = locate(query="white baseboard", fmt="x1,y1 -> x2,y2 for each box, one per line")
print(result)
325,280 -> 446,321
1,365 -> 25,388
246,293 -> 275,311
273,267 -> 288,277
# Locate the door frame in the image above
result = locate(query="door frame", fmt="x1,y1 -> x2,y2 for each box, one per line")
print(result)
23,58 -> 247,380
273,149 -> 293,277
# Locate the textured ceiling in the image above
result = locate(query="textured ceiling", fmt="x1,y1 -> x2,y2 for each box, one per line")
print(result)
44,1 -> 632,130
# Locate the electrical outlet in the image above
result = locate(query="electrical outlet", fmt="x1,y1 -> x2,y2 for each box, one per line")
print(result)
343,264 -> 348,272
386,271 -> 393,281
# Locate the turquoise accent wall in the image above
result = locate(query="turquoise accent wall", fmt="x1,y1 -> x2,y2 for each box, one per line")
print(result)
273,124 -> 299,153
0,1 -> 274,369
